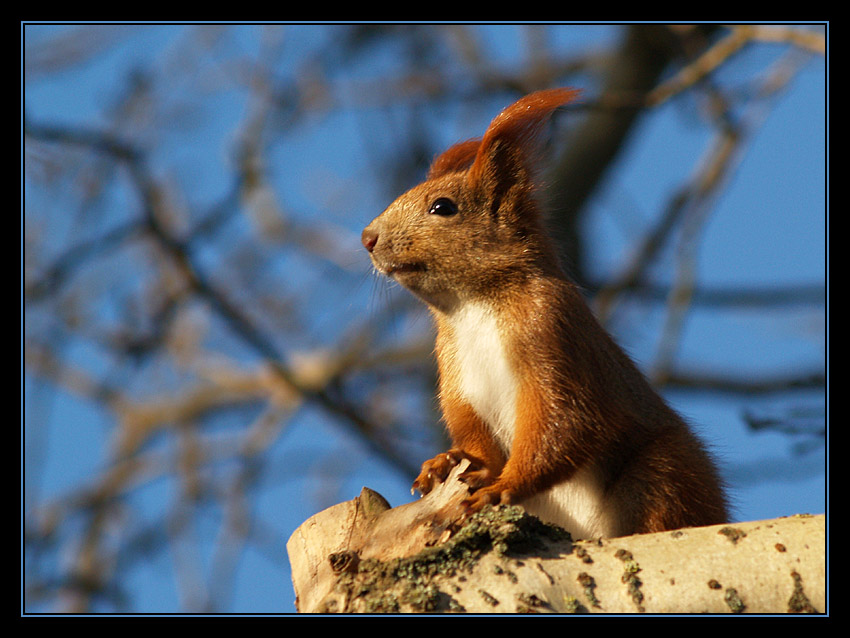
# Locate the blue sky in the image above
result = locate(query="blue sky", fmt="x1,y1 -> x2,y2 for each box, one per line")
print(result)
23,23 -> 826,614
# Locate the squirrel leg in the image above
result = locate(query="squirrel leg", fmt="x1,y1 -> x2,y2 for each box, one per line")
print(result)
461,386 -> 579,515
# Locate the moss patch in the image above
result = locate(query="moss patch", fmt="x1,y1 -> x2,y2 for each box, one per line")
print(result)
577,571 -> 601,609
615,548 -> 644,612
724,587 -> 745,613
787,570 -> 818,613
320,504 -> 572,613
718,526 -> 747,544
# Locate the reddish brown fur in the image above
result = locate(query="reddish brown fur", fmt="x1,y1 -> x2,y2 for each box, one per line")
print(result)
427,138 -> 481,181
468,87 -> 581,188
363,88 -> 728,537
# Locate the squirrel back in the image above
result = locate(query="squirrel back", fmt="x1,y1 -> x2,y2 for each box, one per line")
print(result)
362,88 -> 728,538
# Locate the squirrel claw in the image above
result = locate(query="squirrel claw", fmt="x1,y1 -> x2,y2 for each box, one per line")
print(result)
413,448 -> 470,496
461,482 -> 514,515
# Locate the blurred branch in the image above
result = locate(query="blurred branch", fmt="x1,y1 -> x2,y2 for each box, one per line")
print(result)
741,405 -> 825,455
544,25 -> 711,282
24,57 -> 420,609
648,25 -> 824,107
591,30 -> 822,387
662,369 -> 825,395
25,116 -> 420,481
25,220 -> 144,302
650,127 -> 739,384
744,25 -> 825,54
24,25 -> 140,77
654,46 -> 818,384
586,280 -> 824,309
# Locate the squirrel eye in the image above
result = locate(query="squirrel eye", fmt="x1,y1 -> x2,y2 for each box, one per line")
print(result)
428,197 -> 458,216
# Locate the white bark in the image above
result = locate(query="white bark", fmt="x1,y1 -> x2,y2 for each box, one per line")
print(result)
286,462 -> 825,614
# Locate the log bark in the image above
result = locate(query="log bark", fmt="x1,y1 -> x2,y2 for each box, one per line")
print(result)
286,462 -> 825,614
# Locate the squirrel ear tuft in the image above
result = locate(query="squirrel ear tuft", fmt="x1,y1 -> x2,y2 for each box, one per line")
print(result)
468,88 -> 581,188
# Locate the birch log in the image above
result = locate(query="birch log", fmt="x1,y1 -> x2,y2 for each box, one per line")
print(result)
286,462 -> 825,614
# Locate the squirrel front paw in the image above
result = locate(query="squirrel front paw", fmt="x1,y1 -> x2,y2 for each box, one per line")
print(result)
457,465 -> 496,491
461,481 -> 517,514
412,448 -> 468,495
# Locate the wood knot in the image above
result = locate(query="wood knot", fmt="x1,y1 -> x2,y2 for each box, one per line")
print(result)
329,550 -> 360,573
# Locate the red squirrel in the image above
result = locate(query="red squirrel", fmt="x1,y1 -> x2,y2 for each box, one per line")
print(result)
361,88 -> 728,539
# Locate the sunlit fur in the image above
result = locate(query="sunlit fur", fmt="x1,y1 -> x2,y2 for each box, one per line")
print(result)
362,88 -> 728,539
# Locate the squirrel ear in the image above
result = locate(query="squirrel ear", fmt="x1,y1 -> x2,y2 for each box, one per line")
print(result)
427,138 -> 481,180
468,88 -> 581,189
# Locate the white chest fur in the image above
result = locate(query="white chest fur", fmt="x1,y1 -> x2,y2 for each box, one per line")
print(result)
445,301 -> 617,540
446,302 -> 518,454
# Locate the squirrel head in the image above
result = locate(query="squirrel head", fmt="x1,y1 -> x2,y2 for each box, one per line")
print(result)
362,88 -> 580,311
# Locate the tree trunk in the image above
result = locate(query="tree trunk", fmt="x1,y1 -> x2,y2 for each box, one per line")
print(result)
286,461 -> 825,614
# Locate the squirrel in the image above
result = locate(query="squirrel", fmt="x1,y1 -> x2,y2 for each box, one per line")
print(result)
361,88 -> 728,539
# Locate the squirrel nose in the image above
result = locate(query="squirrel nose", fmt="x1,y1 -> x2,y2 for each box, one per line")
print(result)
361,227 -> 379,253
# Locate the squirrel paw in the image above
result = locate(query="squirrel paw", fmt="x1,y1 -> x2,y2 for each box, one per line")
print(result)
460,481 -> 516,515
457,466 -> 496,491
412,449 -> 469,495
